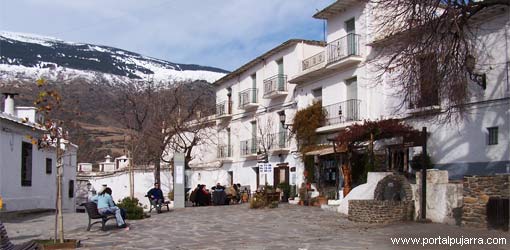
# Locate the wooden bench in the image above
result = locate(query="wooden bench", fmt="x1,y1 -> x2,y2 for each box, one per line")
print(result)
145,195 -> 170,212
80,202 -> 116,231
0,221 -> 40,250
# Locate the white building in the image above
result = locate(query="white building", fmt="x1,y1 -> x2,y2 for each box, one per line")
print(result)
187,40 -> 325,192
99,155 -> 115,172
78,162 -> 93,172
0,93 -> 77,212
290,0 -> 509,182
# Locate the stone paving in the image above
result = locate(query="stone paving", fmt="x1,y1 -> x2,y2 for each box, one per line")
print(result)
3,204 -> 509,250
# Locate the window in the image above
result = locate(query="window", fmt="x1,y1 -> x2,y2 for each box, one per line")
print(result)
46,158 -> 52,174
312,88 -> 322,101
410,54 -> 440,108
487,127 -> 498,145
68,180 -> 75,198
21,142 -> 33,186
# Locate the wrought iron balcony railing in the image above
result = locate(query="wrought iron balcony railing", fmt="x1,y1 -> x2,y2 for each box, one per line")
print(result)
216,101 -> 232,117
266,132 -> 290,150
238,88 -> 258,109
302,51 -> 326,71
327,33 -> 360,64
217,145 -> 232,158
240,138 -> 258,156
263,74 -> 287,97
323,99 -> 361,126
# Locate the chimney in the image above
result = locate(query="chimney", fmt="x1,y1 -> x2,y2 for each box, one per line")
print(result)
2,93 -> 18,116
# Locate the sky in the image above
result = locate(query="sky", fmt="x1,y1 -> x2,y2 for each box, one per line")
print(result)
0,0 -> 333,71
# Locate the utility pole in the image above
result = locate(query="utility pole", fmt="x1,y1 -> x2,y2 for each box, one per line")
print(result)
420,127 -> 428,220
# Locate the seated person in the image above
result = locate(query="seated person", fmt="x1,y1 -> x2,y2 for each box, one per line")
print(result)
147,182 -> 165,213
91,187 -> 128,229
211,183 -> 225,191
226,185 -> 237,205
189,185 -> 200,206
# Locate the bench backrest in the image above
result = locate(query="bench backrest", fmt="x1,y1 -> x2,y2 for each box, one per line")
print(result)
81,202 -> 104,219
0,221 -> 15,250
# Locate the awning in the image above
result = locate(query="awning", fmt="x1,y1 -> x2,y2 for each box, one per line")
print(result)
304,144 -> 349,156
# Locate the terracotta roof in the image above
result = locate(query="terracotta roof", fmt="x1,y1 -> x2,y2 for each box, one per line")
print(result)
213,39 -> 325,86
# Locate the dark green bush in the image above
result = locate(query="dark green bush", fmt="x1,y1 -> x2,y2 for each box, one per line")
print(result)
411,153 -> 434,171
117,197 -> 144,220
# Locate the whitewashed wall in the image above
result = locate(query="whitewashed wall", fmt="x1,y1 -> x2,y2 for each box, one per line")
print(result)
85,169 -> 173,209
0,120 -> 77,212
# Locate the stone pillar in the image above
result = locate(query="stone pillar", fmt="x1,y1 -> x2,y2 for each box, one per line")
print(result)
173,153 -> 185,209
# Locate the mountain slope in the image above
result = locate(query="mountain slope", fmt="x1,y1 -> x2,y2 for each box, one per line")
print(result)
0,31 -> 228,83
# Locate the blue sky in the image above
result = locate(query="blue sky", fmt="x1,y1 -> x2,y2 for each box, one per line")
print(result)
0,0 -> 333,71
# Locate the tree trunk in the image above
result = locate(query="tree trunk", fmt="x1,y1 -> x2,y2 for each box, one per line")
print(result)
154,158 -> 161,185
342,152 -> 353,196
128,150 -> 134,198
56,138 -> 64,243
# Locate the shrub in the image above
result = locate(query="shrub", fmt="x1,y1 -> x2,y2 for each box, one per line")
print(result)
249,192 -> 267,209
411,153 -> 433,171
117,197 -> 144,220
289,185 -> 297,199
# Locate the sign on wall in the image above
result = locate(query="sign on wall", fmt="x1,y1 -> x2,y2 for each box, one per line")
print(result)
257,163 -> 272,173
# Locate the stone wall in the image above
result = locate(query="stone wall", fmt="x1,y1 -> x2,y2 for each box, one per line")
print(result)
462,175 -> 510,229
412,169 -> 463,225
348,200 -> 414,223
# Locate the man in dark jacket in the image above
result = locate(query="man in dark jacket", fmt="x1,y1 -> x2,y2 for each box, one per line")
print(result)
147,183 -> 165,213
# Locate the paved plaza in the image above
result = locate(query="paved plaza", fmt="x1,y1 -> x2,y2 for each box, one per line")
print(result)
3,204 -> 509,250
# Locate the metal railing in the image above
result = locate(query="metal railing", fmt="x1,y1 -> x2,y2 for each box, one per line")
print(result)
217,145 -> 232,158
240,138 -> 258,156
302,51 -> 326,71
266,132 -> 290,150
216,101 -> 232,116
263,74 -> 287,97
323,99 -> 361,126
238,88 -> 258,108
327,33 -> 360,64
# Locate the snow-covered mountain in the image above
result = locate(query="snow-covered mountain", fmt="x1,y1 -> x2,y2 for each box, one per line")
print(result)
0,31 -> 228,83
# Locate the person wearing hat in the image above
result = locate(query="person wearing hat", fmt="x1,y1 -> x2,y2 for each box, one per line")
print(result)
91,186 -> 128,229
147,182 -> 165,213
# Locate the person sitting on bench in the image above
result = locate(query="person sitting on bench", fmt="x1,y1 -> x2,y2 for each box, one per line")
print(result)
147,182 -> 165,213
91,187 -> 128,229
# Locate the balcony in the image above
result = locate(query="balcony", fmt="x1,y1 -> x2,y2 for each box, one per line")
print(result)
289,33 -> 362,85
326,33 -> 361,66
319,99 -> 361,132
263,74 -> 288,99
240,139 -> 258,157
217,145 -> 232,160
302,51 -> 326,72
267,132 -> 290,154
238,88 -> 259,110
215,101 -> 232,120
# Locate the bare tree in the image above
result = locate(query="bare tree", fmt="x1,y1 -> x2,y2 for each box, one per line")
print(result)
120,79 -> 215,184
369,0 -> 509,121
256,115 -> 278,160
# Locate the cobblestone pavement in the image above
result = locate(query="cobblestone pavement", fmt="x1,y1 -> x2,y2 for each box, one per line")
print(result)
3,204 -> 509,250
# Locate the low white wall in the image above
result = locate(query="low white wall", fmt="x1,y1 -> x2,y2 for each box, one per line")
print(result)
84,169 -> 173,210
412,169 -> 463,224
337,172 -> 393,215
